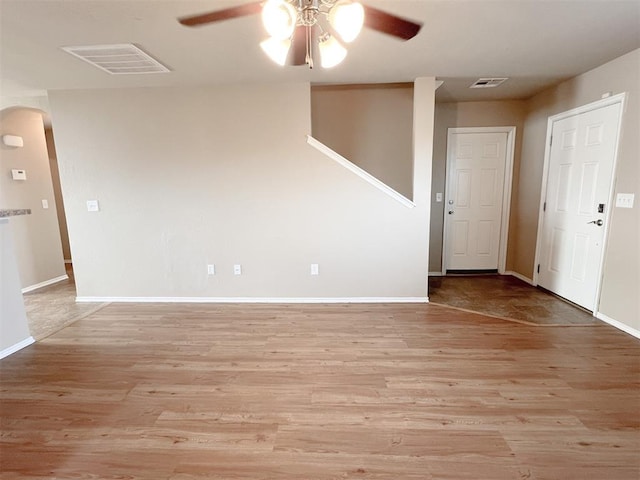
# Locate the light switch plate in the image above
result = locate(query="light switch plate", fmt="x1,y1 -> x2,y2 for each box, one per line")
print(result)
615,193 -> 635,209
86,200 -> 100,212
310,264 -> 319,275
41,199 -> 49,209
233,264 -> 242,275
436,193 -> 443,202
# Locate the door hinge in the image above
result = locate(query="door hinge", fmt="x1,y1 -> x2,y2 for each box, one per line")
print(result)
550,135 -> 553,147
537,264 -> 540,274
543,202 -> 546,212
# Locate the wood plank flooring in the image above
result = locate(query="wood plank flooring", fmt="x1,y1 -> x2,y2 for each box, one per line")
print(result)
1,303 -> 638,479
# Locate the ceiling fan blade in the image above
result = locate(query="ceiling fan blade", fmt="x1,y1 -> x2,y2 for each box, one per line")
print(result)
362,5 -> 422,41
178,2 -> 263,27
287,26 -> 308,66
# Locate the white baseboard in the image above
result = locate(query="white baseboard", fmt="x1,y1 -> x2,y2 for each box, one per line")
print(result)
596,312 -> 640,339
21,274 -> 69,293
504,270 -> 535,285
0,336 -> 35,360
428,271 -> 444,277
76,296 -> 429,304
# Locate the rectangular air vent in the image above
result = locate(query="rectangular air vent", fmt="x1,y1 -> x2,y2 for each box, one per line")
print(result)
470,78 -> 508,88
61,44 -> 170,75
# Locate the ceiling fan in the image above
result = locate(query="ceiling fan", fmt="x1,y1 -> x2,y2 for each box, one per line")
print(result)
178,0 -> 422,69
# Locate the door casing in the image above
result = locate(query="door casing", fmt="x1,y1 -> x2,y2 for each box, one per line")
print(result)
533,93 -> 626,314
442,127 -> 516,275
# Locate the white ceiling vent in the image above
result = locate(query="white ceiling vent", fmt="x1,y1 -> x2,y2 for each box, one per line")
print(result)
470,77 -> 508,89
61,44 -> 170,75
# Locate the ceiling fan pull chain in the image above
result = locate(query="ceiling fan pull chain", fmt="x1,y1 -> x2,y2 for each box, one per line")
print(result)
306,25 -> 314,69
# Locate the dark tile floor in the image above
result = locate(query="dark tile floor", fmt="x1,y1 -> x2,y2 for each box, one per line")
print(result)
22,264 -> 108,340
428,275 -> 600,326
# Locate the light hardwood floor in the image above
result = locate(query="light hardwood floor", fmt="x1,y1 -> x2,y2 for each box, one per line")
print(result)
1,303 -> 638,479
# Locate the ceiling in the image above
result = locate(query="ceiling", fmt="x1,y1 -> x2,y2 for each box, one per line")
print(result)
1,0 -> 639,103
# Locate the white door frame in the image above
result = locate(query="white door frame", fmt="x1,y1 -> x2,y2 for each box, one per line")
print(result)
533,93 -> 626,313
442,126 -> 516,275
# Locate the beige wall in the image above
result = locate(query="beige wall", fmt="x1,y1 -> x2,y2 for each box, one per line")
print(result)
48,80 -> 435,299
311,84 -> 414,199
0,108 -> 66,288
430,100 -> 526,272
0,219 -> 33,354
517,48 -> 639,331
44,128 -> 71,262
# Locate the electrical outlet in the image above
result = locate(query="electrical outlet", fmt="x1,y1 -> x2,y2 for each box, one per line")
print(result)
86,200 -> 99,212
310,264 -> 319,275
207,264 -> 215,275
234,264 -> 242,275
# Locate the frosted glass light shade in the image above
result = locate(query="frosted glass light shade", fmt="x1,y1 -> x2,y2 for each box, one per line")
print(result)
318,34 -> 347,68
262,0 -> 297,40
260,37 -> 291,66
329,1 -> 364,43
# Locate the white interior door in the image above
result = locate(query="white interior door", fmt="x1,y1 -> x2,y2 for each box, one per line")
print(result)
444,131 -> 508,271
537,101 -> 621,311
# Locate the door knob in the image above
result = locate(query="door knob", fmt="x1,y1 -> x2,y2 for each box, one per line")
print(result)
587,219 -> 603,226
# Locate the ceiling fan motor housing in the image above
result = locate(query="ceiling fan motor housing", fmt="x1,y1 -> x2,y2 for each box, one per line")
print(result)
298,0 -> 320,26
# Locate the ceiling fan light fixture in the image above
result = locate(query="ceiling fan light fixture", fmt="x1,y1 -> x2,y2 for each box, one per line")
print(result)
329,0 -> 364,43
260,37 -> 292,66
262,0 -> 297,40
179,1 -> 423,69
318,33 -> 347,68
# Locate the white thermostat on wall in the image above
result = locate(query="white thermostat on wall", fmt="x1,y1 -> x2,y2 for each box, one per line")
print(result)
11,169 -> 27,180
